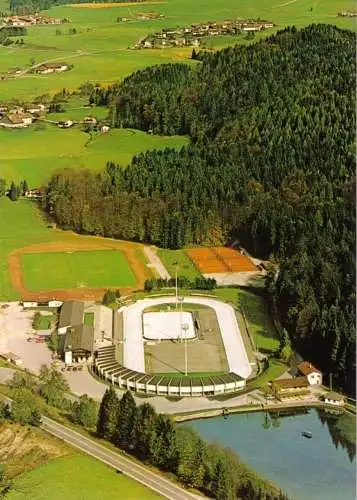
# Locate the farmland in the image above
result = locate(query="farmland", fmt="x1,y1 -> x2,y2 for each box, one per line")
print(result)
21,249 -> 136,290
0,0 -> 355,101
0,123 -> 188,187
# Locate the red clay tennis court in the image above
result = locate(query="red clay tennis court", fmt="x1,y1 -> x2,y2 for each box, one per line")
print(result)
186,247 -> 257,273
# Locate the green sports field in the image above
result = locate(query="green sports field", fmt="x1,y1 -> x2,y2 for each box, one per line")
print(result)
21,249 -> 136,290
7,455 -> 161,500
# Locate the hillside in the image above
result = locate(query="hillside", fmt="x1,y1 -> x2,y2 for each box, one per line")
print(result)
44,25 -> 356,395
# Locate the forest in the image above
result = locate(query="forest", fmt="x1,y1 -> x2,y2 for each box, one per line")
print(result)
95,387 -> 288,500
44,25 -> 356,394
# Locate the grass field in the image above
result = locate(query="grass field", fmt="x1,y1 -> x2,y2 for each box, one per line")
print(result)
0,198 -> 151,300
0,0 -> 354,101
0,124 -> 188,187
8,455 -> 161,500
21,249 -> 136,290
157,248 -> 201,280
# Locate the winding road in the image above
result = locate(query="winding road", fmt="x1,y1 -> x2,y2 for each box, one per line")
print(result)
0,391 -> 202,500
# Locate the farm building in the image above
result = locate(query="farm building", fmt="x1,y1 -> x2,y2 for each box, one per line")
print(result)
272,376 -> 310,400
58,120 -> 73,128
297,361 -> 322,385
35,63 -> 68,74
0,112 -> 32,128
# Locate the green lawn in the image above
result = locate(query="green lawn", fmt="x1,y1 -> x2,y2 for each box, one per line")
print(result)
248,358 -> 288,389
84,312 -> 94,326
157,249 -> 201,280
0,0 -> 354,101
34,314 -> 53,330
0,125 -> 188,187
21,249 -> 136,290
7,455 -> 161,500
213,288 -> 279,353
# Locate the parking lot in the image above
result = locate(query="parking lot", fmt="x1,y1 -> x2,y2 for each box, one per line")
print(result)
0,302 -> 52,373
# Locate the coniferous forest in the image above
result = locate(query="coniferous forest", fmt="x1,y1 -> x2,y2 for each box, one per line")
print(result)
44,25 -> 356,394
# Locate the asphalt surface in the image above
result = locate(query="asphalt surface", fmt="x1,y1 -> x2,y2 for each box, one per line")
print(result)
41,416 -> 202,500
120,296 -> 251,378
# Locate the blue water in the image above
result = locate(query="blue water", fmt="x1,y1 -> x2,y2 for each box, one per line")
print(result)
185,410 -> 356,500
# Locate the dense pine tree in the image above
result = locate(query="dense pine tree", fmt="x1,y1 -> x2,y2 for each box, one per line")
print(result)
115,390 -> 136,451
96,385 -> 119,440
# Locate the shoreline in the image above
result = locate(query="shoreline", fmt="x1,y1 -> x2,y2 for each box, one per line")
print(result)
173,400 -> 345,422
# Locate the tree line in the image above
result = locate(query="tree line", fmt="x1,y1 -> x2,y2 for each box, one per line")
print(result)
96,386 -> 288,500
144,276 -> 217,291
43,24 -> 356,394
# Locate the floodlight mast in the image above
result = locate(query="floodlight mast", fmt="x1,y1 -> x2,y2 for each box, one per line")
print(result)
174,262 -> 178,309
178,296 -> 184,343
182,323 -> 189,376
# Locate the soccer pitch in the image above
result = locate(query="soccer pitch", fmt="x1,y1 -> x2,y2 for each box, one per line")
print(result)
21,249 -> 136,291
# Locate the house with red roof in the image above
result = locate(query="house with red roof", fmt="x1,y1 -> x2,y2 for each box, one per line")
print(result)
297,361 -> 322,386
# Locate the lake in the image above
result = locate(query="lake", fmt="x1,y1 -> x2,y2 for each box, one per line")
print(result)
185,409 -> 356,500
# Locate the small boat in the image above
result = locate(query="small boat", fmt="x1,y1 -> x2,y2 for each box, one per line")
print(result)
301,431 -> 312,439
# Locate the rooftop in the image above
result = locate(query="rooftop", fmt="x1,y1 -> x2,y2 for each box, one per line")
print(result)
297,361 -> 321,376
272,376 -> 309,389
325,391 -> 345,401
59,301 -> 84,329
65,324 -> 94,353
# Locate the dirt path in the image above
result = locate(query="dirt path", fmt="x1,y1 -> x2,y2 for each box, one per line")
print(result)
8,236 -> 151,301
143,246 -> 171,279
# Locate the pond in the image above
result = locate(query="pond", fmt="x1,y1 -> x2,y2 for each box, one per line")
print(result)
185,409 -> 355,500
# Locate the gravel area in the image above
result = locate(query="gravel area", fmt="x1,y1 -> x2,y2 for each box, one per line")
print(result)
0,302 -> 52,373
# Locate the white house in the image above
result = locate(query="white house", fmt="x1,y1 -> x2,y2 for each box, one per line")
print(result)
48,300 -> 63,308
23,301 -> 38,308
297,361 -> 322,385
324,391 -> 345,407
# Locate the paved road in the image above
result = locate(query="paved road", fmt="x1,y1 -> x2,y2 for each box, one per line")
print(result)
144,246 -> 171,279
41,416 -> 202,500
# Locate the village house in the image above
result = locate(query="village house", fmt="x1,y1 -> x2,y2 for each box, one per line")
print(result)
58,120 -> 73,128
35,63 -> 68,74
84,116 -> 97,125
324,391 -> 345,407
271,376 -> 310,401
26,103 -> 46,114
297,361 -> 322,385
24,188 -> 42,199
100,125 -> 110,133
0,112 -> 32,128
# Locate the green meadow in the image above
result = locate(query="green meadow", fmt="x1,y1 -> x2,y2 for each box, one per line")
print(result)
157,248 -> 202,280
0,0 -> 354,100
7,455 -> 161,500
0,124 -> 188,186
21,249 -> 136,290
